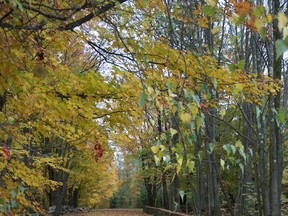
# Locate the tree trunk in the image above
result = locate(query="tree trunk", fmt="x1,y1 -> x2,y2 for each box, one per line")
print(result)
205,111 -> 220,216
270,0 -> 283,215
169,112 -> 180,211
162,172 -> 169,209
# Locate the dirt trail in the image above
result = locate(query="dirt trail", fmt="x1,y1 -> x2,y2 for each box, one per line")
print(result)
65,209 -> 151,216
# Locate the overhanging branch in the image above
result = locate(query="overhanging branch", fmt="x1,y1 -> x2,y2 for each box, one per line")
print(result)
60,0 -> 128,30
0,0 -> 128,31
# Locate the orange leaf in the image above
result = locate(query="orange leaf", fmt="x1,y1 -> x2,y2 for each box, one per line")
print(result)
2,146 -> 11,160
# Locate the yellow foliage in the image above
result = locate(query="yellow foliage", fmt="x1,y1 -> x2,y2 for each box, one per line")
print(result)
68,149 -> 119,208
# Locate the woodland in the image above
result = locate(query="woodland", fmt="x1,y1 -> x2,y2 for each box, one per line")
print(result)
0,0 -> 287,215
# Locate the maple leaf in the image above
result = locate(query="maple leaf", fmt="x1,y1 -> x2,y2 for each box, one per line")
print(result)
93,141 -> 104,162
2,146 -> 11,160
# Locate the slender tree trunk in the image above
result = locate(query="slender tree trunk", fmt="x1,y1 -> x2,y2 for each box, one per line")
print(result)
157,114 -> 170,209
270,0 -> 283,215
234,102 -> 254,215
195,127 -> 205,215
169,174 -> 180,211
169,112 -> 180,211
205,111 -> 220,216
162,172 -> 169,209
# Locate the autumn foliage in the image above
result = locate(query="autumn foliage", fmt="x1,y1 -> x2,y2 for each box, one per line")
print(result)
0,0 -> 287,215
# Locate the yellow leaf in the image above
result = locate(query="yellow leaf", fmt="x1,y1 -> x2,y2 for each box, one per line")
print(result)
234,83 -> 244,94
176,154 -> 183,166
229,12 -> 240,24
176,164 -> 181,175
197,17 -> 209,28
284,28 -> 288,38
188,102 -> 198,116
147,86 -> 154,94
278,13 -> 288,32
211,26 -> 221,34
220,159 -> 225,170
255,18 -> 264,32
207,0 -> 217,7
154,155 -> 160,165
187,160 -> 195,172
180,113 -> 192,123
170,128 -> 178,137
219,109 -> 226,119
159,145 -> 166,151
235,140 -> 243,149
267,14 -> 272,23
128,45 -> 134,52
151,146 -> 160,154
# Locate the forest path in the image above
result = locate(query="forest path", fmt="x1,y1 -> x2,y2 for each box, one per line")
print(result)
65,209 -> 151,216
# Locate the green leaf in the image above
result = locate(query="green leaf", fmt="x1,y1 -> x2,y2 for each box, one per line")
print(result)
198,151 -> 205,163
223,144 -> 231,155
228,64 -> 235,73
170,128 -> 178,137
213,77 -> 218,89
19,184 -> 25,193
11,0 -> 24,11
203,5 -> 215,16
239,163 -> 244,175
254,6 -> 265,17
172,143 -> 182,154
278,109 -> 286,124
188,134 -> 193,145
138,92 -> 147,107
115,0 -> 121,7
187,160 -> 195,172
168,89 -> 177,98
0,205 -> 7,213
195,116 -> 203,132
8,116 -> 15,124
208,143 -> 216,154
192,94 -> 200,106
12,11 -> 20,19
165,82 -> 176,89
179,190 -> 185,201
10,199 -> 17,208
176,154 -> 183,166
238,60 -> 245,70
154,155 -> 160,166
276,39 -> 288,59
248,148 -> 253,157
256,106 -> 261,118
259,27 -> 266,40
11,189 -> 17,199
231,145 -> 236,155
239,149 -> 247,162
177,102 -> 184,111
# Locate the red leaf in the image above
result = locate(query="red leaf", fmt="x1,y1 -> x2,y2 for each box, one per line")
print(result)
2,146 -> 11,160
93,142 -> 103,162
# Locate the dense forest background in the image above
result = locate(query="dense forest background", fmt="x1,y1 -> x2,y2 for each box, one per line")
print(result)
0,0 -> 287,215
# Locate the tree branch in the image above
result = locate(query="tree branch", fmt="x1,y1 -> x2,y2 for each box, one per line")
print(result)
0,0 -> 128,31
60,0 -> 128,30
